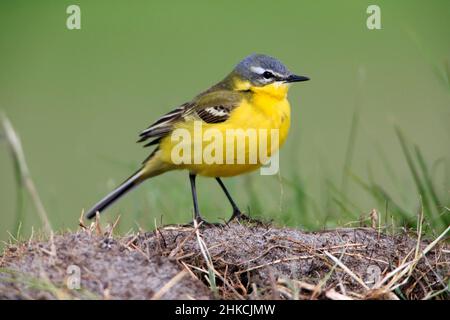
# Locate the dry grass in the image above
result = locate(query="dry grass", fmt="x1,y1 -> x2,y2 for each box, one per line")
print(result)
0,218 -> 448,300
1,114 -> 52,234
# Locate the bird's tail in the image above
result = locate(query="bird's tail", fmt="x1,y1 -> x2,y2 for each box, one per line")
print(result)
84,169 -> 144,220
85,154 -> 170,220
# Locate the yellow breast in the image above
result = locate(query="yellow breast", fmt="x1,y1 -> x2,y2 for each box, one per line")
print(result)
248,82 -> 291,148
159,82 -> 292,177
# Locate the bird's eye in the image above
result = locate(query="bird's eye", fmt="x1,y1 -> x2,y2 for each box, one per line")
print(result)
262,71 -> 274,79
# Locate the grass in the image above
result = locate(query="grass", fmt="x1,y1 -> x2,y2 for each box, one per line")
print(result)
0,1 -> 448,301
0,268 -> 99,300
272,118 -> 449,236
1,122 -> 448,299
1,114 -> 52,235
1,112 -> 448,240
1,218 -> 447,300
0,19 -> 449,240
0,1 -> 448,248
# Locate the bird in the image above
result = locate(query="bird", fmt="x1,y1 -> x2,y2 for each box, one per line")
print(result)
84,53 -> 309,224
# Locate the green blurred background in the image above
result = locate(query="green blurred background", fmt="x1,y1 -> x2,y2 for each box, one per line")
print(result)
0,0 -> 449,242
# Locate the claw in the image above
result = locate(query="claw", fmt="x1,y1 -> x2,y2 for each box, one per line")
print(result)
228,210 -> 251,223
184,217 -> 222,228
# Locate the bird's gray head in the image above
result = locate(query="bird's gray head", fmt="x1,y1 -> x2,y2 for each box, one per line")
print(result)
233,53 -> 309,86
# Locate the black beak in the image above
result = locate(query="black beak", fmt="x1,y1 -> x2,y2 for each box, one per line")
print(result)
285,74 -> 310,83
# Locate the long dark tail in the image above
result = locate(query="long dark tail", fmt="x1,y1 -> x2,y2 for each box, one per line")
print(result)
85,169 -> 144,219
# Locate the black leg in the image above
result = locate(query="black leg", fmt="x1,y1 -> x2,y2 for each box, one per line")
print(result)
189,173 -> 201,221
188,173 -> 219,227
215,178 -> 245,221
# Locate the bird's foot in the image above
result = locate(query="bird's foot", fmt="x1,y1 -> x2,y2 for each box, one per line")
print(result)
228,210 -> 253,223
183,217 -> 222,228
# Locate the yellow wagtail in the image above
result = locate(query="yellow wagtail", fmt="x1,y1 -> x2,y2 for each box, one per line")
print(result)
85,54 -> 309,223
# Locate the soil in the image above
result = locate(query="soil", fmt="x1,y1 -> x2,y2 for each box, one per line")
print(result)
0,221 -> 448,300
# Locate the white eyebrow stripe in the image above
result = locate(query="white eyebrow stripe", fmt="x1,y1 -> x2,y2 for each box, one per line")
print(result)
250,66 -> 284,78
250,66 -> 266,74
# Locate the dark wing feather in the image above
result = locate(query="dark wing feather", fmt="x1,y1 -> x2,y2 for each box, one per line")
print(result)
196,105 -> 232,123
142,137 -> 162,147
138,90 -> 245,148
137,103 -> 189,143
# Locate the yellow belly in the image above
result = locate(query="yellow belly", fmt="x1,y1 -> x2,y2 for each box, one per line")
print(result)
158,90 -> 291,177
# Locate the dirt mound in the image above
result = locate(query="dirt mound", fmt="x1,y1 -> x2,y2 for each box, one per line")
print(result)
1,221 -> 448,300
0,231 -> 211,300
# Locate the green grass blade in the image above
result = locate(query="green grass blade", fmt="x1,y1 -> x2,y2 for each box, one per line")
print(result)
341,109 -> 359,194
395,127 -> 432,218
413,145 -> 442,211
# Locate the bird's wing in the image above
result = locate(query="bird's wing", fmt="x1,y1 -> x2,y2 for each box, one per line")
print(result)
137,102 -> 190,146
138,90 -> 244,147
